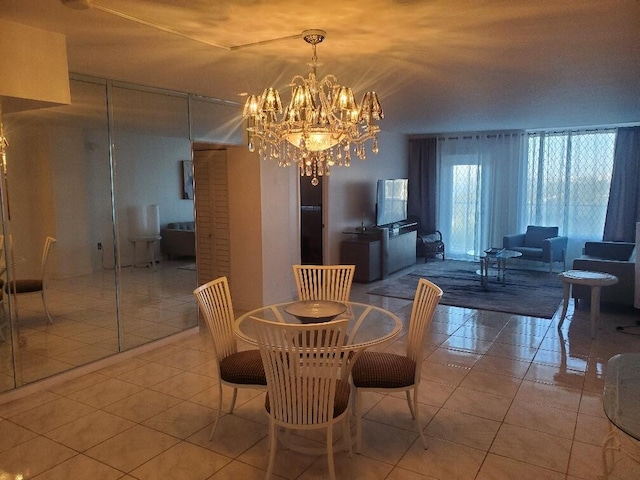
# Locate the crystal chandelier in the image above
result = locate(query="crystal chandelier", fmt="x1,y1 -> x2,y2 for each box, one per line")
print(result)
242,30 -> 384,186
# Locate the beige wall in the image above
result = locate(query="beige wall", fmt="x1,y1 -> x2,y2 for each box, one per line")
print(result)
325,130 -> 409,264
227,146 -> 298,310
259,153 -> 300,304
227,130 -> 408,310
0,19 -> 70,113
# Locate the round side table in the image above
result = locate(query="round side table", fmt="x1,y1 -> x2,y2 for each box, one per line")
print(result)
129,235 -> 162,270
557,270 -> 618,338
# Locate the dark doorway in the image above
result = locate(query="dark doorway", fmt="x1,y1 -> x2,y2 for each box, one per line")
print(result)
300,176 -> 323,264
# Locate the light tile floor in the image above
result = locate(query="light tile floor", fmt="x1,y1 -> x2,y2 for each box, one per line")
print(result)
1,264 -> 640,479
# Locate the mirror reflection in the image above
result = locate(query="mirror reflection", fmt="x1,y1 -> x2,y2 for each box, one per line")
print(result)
0,76 -> 199,391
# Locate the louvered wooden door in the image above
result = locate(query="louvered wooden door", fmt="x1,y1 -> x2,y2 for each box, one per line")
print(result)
193,150 -> 230,287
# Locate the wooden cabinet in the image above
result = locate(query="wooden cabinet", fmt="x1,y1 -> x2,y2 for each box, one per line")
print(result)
340,239 -> 381,283
340,223 -> 417,282
387,229 -> 417,275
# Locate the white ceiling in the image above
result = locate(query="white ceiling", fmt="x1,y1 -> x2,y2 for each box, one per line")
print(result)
2,0 -> 639,134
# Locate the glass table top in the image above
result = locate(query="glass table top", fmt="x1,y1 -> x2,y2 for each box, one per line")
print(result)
603,353 -> 640,440
467,249 -> 523,259
234,301 -> 402,351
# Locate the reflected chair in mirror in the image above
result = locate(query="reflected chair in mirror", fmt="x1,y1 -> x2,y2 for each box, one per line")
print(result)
5,236 -> 56,324
503,225 -> 568,273
193,276 -> 267,439
352,277 -> 442,452
292,264 -> 355,303
252,316 -> 351,480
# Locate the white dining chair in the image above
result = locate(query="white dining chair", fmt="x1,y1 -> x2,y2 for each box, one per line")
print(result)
292,264 -> 355,302
252,316 -> 351,480
193,276 -> 267,439
351,277 -> 442,451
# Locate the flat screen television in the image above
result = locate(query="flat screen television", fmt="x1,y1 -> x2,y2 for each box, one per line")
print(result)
376,178 -> 408,226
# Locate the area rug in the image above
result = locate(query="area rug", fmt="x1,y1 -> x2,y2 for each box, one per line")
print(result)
367,260 -> 564,318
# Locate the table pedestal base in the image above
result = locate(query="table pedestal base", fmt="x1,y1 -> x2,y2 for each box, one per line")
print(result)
602,423 -> 640,479
557,270 -> 618,339
479,257 -> 509,289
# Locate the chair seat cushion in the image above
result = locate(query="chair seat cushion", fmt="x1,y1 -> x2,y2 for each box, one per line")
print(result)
510,246 -> 542,259
265,378 -> 351,419
220,349 -> 266,385
352,351 -> 416,389
422,241 -> 443,252
6,279 -> 43,294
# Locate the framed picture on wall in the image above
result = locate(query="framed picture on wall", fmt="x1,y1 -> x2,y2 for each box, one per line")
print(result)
182,160 -> 194,200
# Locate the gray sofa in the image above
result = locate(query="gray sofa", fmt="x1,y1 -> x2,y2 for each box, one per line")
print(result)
572,241 -> 636,307
160,221 -> 195,258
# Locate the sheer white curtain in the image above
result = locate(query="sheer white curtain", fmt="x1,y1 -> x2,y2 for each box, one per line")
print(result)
521,130 -> 617,260
436,133 -> 525,259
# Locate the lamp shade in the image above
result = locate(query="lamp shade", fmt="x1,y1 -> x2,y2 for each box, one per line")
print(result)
0,19 -> 71,113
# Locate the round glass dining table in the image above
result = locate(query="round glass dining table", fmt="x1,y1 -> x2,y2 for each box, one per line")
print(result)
234,300 -> 402,353
235,300 -> 402,455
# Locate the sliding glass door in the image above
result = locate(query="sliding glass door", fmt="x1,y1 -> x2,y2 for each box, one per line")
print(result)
436,134 -> 523,259
438,159 -> 483,257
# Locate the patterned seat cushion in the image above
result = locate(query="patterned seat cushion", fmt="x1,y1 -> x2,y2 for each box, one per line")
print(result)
352,351 -> 416,388
265,378 -> 351,419
6,279 -> 43,294
220,349 -> 267,385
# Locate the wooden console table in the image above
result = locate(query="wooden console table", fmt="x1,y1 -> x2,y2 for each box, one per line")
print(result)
340,223 -> 417,282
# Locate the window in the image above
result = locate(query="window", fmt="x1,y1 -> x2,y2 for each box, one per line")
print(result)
449,162 -> 481,254
523,131 -> 616,240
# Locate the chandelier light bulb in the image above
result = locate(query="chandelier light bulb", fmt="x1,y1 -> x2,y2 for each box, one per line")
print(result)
243,29 -> 384,185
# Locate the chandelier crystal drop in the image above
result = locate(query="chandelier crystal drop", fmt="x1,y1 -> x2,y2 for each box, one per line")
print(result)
243,29 -> 384,186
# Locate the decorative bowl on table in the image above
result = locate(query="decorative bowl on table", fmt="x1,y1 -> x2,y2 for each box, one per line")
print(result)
284,300 -> 347,323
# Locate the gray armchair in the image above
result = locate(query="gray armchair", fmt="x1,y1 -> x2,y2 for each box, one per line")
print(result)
503,225 -> 568,273
572,241 -> 636,307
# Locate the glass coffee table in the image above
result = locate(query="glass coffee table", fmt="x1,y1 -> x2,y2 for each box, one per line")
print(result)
468,248 -> 522,289
602,353 -> 640,478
